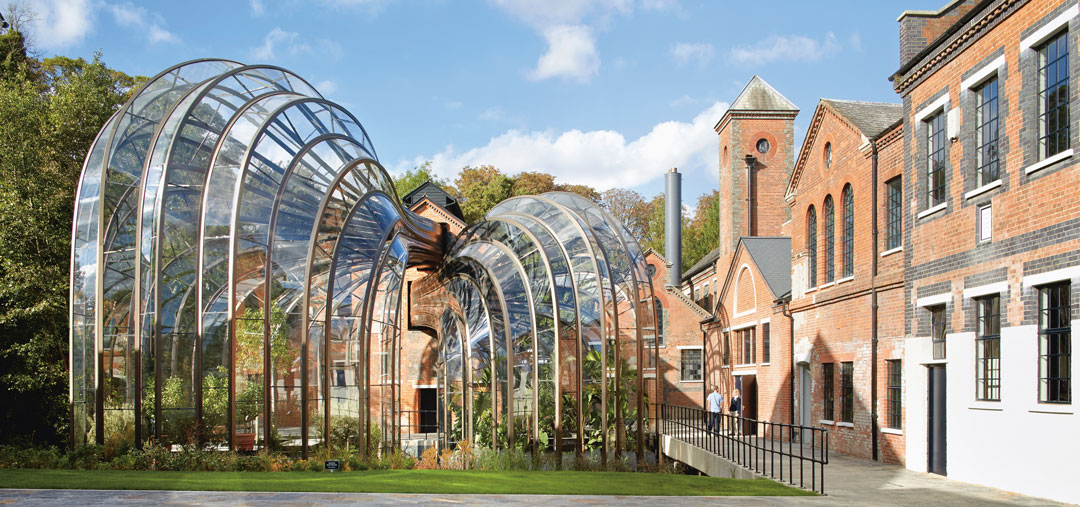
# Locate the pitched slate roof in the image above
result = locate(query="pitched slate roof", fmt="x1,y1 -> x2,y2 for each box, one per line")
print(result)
741,237 -> 791,298
401,181 -> 464,221
680,247 -> 720,282
822,99 -> 903,139
730,75 -> 799,112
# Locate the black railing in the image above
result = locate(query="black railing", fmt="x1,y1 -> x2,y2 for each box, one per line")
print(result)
660,404 -> 829,494
397,409 -> 440,442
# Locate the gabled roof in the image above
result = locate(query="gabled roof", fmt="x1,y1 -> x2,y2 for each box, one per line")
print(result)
786,98 -> 903,197
681,247 -> 720,282
741,237 -> 792,298
821,99 -> 903,139
401,181 -> 464,221
730,75 -> 799,112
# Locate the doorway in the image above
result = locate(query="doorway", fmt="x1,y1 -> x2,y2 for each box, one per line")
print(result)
418,388 -> 438,434
927,366 -> 947,476
739,375 -> 758,435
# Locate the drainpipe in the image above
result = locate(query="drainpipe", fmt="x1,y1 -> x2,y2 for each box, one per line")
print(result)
781,298 -> 794,426
744,155 -> 756,236
870,139 -> 880,462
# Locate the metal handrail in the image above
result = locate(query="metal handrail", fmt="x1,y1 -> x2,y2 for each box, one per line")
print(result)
660,404 -> 829,494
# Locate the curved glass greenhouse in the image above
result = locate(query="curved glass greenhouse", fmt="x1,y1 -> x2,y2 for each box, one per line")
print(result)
70,60 -> 657,460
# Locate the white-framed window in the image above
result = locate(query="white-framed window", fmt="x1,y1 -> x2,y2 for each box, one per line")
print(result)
680,347 -> 703,382
977,203 -> 992,243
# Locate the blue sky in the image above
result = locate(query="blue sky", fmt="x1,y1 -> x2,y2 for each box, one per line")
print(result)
25,0 -> 945,200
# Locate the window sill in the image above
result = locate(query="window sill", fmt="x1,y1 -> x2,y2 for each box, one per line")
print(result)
917,202 -> 947,220
835,275 -> 854,285
1029,404 -> 1073,415
920,359 -> 948,366
836,421 -> 854,428
964,179 -> 1002,200
1024,149 -> 1073,175
819,281 -> 836,290
819,419 -> 834,426
759,362 -> 770,367
880,246 -> 902,257
804,286 -> 818,294
680,380 -> 704,384
969,401 -> 1002,411
881,427 -> 903,436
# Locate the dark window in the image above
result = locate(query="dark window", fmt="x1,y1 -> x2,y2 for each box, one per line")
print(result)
1039,282 -> 1071,403
762,322 -> 771,364
723,335 -> 730,367
975,77 -> 1000,186
1039,31 -> 1070,160
681,348 -> 703,381
738,327 -> 755,365
824,196 -> 834,283
825,142 -> 833,168
931,305 -> 947,360
807,206 -> 817,288
975,294 -> 1001,401
823,363 -> 835,421
926,111 -> 946,207
887,360 -> 902,430
841,184 -> 854,278
654,297 -> 664,347
335,369 -> 346,387
840,362 -> 854,423
886,177 -> 902,250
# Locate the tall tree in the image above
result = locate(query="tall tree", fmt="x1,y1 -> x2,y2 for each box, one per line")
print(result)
455,165 -> 514,223
0,28 -> 138,445
600,188 -> 649,238
511,171 -> 555,196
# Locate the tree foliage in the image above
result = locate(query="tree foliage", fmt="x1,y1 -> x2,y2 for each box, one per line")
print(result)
392,161 -> 449,199
608,190 -> 719,273
0,27 -> 139,446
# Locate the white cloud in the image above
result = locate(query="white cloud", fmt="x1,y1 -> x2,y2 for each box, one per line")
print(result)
107,3 -> 179,44
27,0 -> 95,49
528,25 -> 600,83
250,0 -> 266,16
251,27 -> 342,62
314,79 -> 338,95
490,0 -> 631,29
411,101 -> 728,190
729,32 -> 841,65
670,42 -> 715,68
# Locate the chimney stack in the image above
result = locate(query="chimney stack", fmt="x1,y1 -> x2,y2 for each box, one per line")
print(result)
665,168 -> 682,287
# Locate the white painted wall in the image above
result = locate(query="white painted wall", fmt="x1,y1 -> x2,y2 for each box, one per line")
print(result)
906,322 -> 1080,504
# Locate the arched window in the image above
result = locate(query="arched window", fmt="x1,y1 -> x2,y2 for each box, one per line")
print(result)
824,142 -> 833,168
824,195 -> 834,283
807,206 -> 817,288
654,297 -> 664,346
842,184 -> 854,278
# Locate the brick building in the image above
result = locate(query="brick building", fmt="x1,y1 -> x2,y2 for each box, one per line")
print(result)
785,99 -> 906,463
890,0 -> 1079,502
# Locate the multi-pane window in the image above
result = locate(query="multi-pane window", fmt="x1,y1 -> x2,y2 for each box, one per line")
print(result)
931,305 -> 947,360
975,77 -> 1000,186
887,360 -> 902,430
807,207 -> 817,288
681,348 -> 703,381
1039,31 -> 1070,160
738,327 -> 756,365
824,195 -> 835,283
840,362 -> 854,423
886,177 -> 902,250
723,335 -> 731,367
646,297 -> 664,348
1039,283 -> 1071,403
762,322 -> 771,364
822,363 -> 835,421
841,185 -> 853,278
975,294 -> 1001,401
926,111 -> 947,207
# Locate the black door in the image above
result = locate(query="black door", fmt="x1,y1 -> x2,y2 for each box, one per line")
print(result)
927,366 -> 947,476
419,388 -> 438,433
742,376 -> 758,435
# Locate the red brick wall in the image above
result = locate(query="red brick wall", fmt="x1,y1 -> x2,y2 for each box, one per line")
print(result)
788,103 -> 907,463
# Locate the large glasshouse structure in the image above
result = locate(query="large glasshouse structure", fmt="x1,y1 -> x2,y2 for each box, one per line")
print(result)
70,60 -> 659,461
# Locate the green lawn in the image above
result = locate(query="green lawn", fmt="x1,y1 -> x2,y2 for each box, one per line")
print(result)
0,469 -> 814,496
